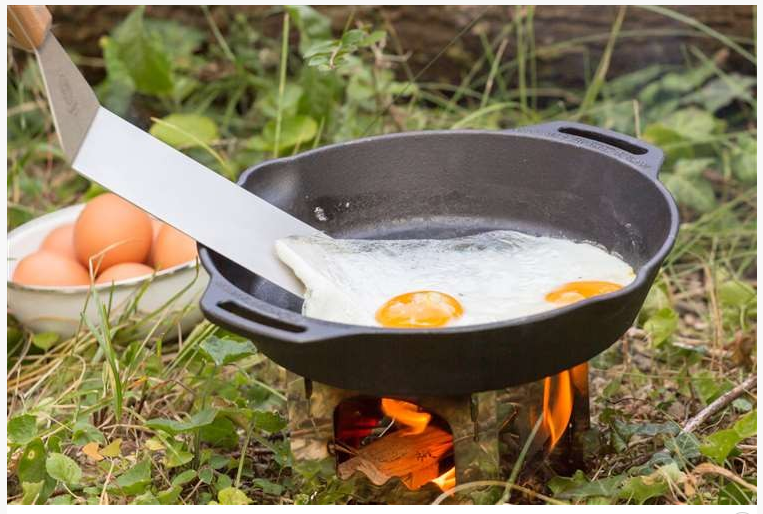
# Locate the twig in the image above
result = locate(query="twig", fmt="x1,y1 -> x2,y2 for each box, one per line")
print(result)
432,480 -> 565,506
692,462 -> 757,493
683,375 -> 756,433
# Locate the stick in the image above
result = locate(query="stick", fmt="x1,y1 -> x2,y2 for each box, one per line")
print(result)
683,375 -> 756,433
692,462 -> 757,493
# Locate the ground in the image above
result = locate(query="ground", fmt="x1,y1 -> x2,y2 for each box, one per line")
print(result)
6,5 -> 757,505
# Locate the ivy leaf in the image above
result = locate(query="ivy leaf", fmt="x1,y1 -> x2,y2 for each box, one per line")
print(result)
682,74 -> 756,113
146,408 -> 218,436
199,336 -> 256,366
730,133 -> 756,184
158,486 -> 182,505
733,409 -> 757,439
149,113 -> 219,149
199,415 -> 239,450
662,173 -> 717,213
672,158 -> 714,178
218,486 -> 252,505
639,284 -> 671,322
252,410 -> 287,434
8,414 -> 37,445
618,476 -> 667,504
112,7 -> 174,95
100,438 -> 122,458
45,453 -> 82,486
700,410 -> 756,463
643,308 -> 678,346
661,108 -> 721,141
553,474 -> 624,500
111,459 -> 152,495
252,478 -> 284,496
31,332 -> 58,351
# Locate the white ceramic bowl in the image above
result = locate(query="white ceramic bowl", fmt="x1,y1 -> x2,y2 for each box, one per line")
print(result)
7,204 -> 209,339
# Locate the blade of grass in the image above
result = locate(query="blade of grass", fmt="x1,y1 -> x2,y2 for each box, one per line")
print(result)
273,12 -> 290,158
637,5 -> 756,64
576,6 -> 627,119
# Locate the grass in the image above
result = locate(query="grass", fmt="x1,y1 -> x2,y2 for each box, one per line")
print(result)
6,5 -> 757,505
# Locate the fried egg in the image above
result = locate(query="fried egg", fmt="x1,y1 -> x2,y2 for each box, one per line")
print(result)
275,230 -> 635,328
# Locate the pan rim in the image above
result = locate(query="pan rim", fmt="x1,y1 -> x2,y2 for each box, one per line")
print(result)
202,128 -> 680,338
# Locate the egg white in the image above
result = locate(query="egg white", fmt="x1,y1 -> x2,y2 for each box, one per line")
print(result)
275,230 -> 635,328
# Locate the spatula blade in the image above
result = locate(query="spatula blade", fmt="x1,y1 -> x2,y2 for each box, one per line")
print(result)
71,107 -> 318,296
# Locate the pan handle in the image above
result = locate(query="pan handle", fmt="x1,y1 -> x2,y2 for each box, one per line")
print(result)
513,121 -> 664,179
199,275 -> 352,344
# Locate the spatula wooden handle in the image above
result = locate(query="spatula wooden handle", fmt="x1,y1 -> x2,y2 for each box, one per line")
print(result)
8,5 -> 52,51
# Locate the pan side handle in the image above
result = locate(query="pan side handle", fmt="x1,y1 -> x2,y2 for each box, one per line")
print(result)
199,274 -> 354,345
510,121 -> 664,179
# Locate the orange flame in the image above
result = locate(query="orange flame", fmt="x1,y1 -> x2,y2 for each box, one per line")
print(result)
381,398 -> 432,435
431,467 -> 456,491
542,370 -> 573,449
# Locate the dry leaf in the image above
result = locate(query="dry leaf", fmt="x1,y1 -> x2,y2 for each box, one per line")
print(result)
100,438 -> 122,458
82,441 -> 104,462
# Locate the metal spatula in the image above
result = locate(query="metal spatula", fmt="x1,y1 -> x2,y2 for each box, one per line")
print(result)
8,5 -> 320,296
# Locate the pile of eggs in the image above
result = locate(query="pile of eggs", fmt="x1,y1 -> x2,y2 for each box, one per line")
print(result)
12,193 -> 197,287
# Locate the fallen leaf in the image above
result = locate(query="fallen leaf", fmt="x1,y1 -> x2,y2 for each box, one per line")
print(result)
82,442 -> 104,462
101,439 -> 122,458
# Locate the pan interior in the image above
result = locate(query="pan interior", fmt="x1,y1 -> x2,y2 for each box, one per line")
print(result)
210,132 -> 673,315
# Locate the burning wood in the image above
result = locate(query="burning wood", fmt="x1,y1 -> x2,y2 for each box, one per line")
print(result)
337,425 -> 453,490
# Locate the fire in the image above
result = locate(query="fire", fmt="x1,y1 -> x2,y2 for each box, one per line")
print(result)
381,398 -> 432,435
542,369 -> 574,449
431,467 -> 456,491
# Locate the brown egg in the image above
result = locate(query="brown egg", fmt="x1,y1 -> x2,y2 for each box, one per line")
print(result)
74,193 -> 153,272
96,262 -> 154,284
40,223 -> 77,261
151,218 -> 164,241
153,224 -> 198,270
12,251 -> 91,287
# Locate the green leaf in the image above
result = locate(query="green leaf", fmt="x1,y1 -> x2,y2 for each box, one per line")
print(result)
661,108 -> 720,141
252,478 -> 284,496
662,173 -> 717,213
18,439 -> 47,484
132,491 -> 160,505
673,158 -> 714,178
700,429 -> 740,464
71,420 -> 106,445
200,416 -> 239,450
730,133 -> 756,184
146,408 -> 218,436
112,7 -> 174,95
252,115 -> 318,153
618,476 -> 667,504
643,308 -> 678,346
21,481 -> 45,505
31,332 -> 59,351
639,284 -> 671,321
111,459 -> 152,495
286,6 -> 332,56
199,336 -> 257,366
218,486 -> 252,505
682,74 -> 756,113
8,414 -> 37,445
96,36 -> 135,115
199,467 -> 214,484
158,486 -> 182,505
171,469 -> 197,487
733,409 -> 756,439
554,475 -> 624,500
149,114 -> 219,149
45,453 -> 82,486
252,410 -> 287,434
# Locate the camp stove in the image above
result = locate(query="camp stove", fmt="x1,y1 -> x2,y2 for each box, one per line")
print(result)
283,363 -> 591,503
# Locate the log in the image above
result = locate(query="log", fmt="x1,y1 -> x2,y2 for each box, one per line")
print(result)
337,425 -> 453,489
43,6 -> 755,88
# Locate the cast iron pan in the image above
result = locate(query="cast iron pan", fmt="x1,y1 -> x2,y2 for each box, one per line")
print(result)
198,121 -> 679,396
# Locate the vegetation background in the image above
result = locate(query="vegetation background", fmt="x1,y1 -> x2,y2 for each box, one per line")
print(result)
7,5 -> 757,505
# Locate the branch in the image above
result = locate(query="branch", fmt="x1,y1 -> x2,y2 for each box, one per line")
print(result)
683,375 -> 756,434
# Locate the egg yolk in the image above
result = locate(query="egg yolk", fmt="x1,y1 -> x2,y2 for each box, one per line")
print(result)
376,291 -> 463,328
545,281 -> 623,306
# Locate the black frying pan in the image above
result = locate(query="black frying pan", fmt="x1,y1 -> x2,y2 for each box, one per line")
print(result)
198,121 -> 679,396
